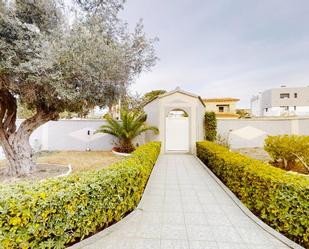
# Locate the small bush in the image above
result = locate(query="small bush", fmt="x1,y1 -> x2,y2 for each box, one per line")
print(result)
0,142 -> 161,249
216,134 -> 230,148
204,112 -> 217,141
264,135 -> 309,173
197,141 -> 309,248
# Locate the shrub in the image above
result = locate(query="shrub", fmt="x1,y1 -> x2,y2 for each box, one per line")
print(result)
197,141 -> 309,248
0,142 -> 161,249
204,112 -> 217,141
264,135 -> 309,172
97,110 -> 159,153
216,134 -> 230,149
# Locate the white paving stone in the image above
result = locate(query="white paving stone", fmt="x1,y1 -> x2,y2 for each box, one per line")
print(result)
69,154 -> 292,249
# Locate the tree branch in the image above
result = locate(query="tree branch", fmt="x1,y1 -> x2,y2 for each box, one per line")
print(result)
292,152 -> 309,173
16,108 -> 59,139
0,89 -> 17,135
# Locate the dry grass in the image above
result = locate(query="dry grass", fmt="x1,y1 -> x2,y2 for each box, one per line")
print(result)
0,151 -> 121,173
233,147 -> 308,174
233,147 -> 271,162
36,151 -> 121,172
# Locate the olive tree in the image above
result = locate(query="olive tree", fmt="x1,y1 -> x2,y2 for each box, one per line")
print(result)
0,0 -> 157,176
142,89 -> 166,103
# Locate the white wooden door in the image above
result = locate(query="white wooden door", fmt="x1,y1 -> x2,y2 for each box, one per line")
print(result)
165,117 -> 189,152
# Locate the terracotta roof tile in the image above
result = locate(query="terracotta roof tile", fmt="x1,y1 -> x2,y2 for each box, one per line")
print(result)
215,113 -> 240,118
203,98 -> 240,103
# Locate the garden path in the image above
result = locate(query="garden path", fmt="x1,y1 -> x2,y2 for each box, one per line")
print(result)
70,154 -> 297,249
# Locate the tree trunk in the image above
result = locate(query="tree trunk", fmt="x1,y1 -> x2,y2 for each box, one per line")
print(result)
119,139 -> 135,153
0,109 -> 58,177
0,89 -> 59,177
1,133 -> 35,176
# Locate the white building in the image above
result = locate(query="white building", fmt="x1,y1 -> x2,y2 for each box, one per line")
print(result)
251,86 -> 309,117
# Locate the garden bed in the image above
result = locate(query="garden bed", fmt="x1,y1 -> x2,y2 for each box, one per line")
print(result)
0,151 -> 120,183
0,164 -> 69,183
111,148 -> 131,157
234,147 -> 309,174
233,147 -> 271,162
36,151 -> 120,172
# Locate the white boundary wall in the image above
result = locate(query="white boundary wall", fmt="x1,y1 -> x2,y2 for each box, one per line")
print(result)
0,119 -> 146,158
1,118 -> 309,159
0,119 -> 131,160
217,117 -> 309,149
34,119 -> 116,151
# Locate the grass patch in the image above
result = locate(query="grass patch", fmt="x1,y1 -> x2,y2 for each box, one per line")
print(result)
0,151 -> 120,173
0,151 -> 121,183
36,151 -> 120,172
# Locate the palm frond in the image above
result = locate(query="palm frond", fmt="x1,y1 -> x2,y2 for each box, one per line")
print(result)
137,125 -> 159,136
96,109 -> 159,151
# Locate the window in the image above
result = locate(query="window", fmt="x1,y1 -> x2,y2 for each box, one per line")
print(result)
280,93 -> 290,99
218,106 -> 224,112
216,104 -> 230,113
294,106 -> 297,111
265,108 -> 268,112
294,93 -> 298,98
280,106 -> 289,111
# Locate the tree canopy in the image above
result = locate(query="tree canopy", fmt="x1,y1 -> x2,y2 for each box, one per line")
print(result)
0,0 -> 157,176
141,89 -> 166,105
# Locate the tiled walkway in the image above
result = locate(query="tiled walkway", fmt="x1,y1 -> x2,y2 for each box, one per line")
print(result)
70,154 -> 291,249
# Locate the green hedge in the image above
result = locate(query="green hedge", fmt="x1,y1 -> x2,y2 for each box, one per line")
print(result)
197,141 -> 309,248
204,112 -> 217,142
0,142 -> 161,249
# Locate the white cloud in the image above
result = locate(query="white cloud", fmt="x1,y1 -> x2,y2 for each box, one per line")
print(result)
121,0 -> 309,108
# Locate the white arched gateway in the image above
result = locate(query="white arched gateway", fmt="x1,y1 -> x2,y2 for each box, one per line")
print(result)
143,87 -> 205,154
165,109 -> 190,152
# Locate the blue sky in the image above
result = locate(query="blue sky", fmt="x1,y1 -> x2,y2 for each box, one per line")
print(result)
120,0 -> 309,107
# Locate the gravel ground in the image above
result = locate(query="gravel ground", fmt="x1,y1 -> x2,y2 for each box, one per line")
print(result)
0,151 -> 121,183
233,147 -> 271,162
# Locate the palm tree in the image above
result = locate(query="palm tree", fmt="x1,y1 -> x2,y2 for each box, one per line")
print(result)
96,110 -> 159,153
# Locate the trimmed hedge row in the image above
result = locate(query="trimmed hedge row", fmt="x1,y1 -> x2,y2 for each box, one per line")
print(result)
0,142 -> 161,249
204,112 -> 217,142
197,141 -> 309,248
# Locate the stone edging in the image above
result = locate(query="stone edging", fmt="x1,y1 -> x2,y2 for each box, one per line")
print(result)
55,164 -> 72,178
195,156 -> 304,249
111,149 -> 131,157
38,163 -> 72,182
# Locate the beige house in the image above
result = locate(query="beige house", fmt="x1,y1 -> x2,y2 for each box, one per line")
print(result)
203,98 -> 240,119
143,88 -> 205,154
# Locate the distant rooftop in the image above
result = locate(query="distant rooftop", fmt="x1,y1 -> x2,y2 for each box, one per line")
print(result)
261,85 -> 309,92
215,113 -> 240,118
203,98 -> 240,103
